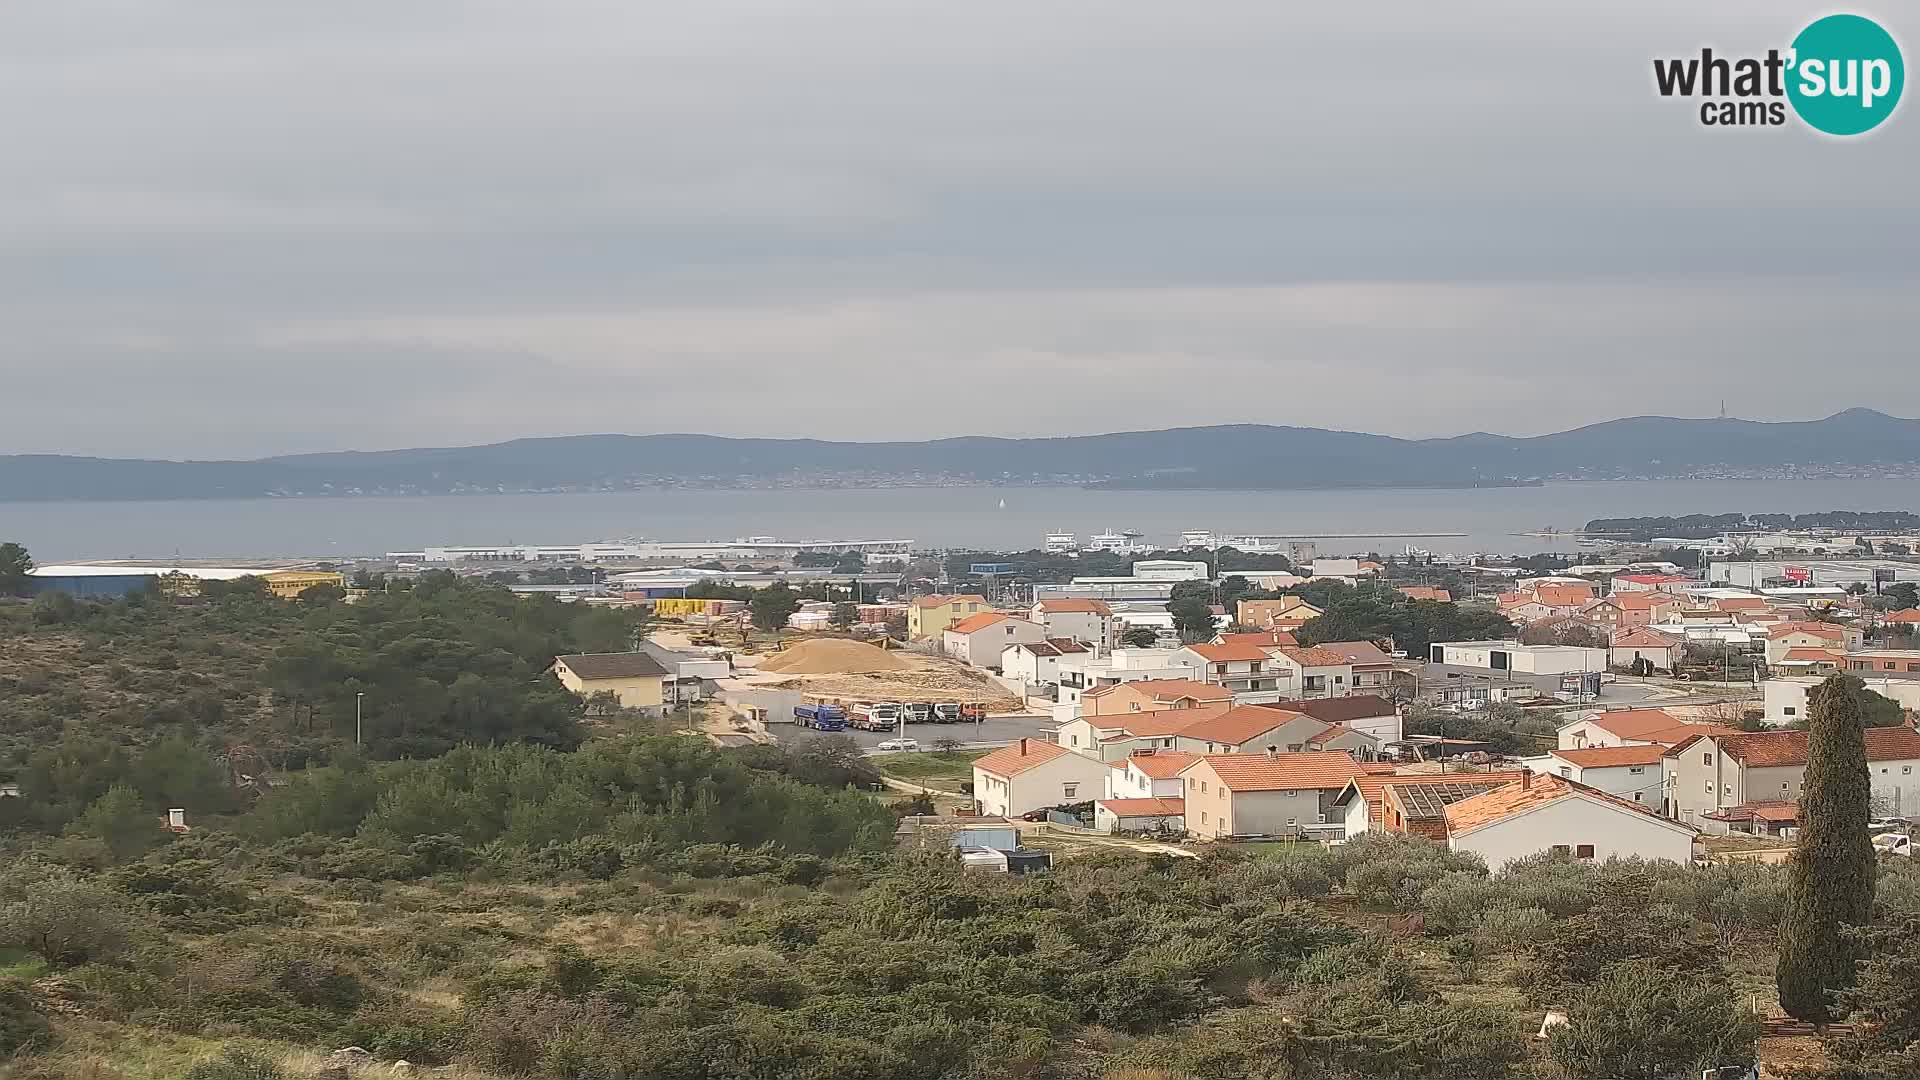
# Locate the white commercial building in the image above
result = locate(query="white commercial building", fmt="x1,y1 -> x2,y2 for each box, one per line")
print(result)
1765,674 -> 1920,725
1130,560 -> 1210,582
1427,641 -> 1608,676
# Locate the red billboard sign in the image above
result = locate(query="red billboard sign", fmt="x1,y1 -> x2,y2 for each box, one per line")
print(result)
1784,566 -> 1810,582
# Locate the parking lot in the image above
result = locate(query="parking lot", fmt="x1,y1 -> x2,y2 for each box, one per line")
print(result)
769,713 -> 1055,752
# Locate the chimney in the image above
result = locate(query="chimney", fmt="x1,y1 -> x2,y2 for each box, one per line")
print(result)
1266,745 -> 1278,760
1521,771 -> 1532,790
1019,738 -> 1029,756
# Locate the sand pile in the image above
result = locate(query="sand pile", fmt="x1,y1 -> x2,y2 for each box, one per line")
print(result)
755,638 -> 911,675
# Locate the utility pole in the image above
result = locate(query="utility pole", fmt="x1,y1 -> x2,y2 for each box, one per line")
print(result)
355,692 -> 365,746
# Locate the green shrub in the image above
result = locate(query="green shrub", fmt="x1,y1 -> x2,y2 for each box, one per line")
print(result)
0,979 -> 52,1056
183,1048 -> 286,1080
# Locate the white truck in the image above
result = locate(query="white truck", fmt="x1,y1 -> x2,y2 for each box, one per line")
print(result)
852,702 -> 902,732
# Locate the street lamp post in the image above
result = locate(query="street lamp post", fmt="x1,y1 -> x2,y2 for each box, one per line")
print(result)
356,692 -> 365,746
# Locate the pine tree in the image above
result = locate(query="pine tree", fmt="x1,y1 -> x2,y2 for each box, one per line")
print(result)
1776,674 -> 1877,1021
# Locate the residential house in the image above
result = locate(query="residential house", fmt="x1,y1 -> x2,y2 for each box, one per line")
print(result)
1270,646 -> 1356,698
552,652 -> 670,715
1236,596 -> 1323,632
1523,745 -> 1668,806
1609,627 -> 1686,672
1178,752 -> 1363,837
1082,678 -> 1231,717
1178,641 -> 1288,702
907,594 -> 991,640
1776,647 -> 1846,675
1556,708 -> 1740,751
1000,638 -> 1090,692
1582,592 -> 1676,630
1093,797 -> 1186,834
1332,771 -> 1526,839
1055,648 -> 1204,708
1766,621 -> 1861,664
1173,706 -> 1357,756
1291,694 -> 1404,743
971,738 -> 1114,817
1765,673 -> 1920,725
1055,705 -> 1228,761
1105,748 -> 1200,801
636,640 -> 733,705
1311,641 -> 1396,693
1495,593 -> 1556,624
1442,773 -> 1698,869
1845,648 -> 1920,677
1030,599 -> 1117,649
1665,725 -> 1920,826
1611,573 -> 1695,595
943,613 -> 1046,669
1397,586 -> 1452,603
1884,608 -> 1920,629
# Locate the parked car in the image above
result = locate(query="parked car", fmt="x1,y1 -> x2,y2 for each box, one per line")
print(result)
876,737 -> 920,752
1873,832 -> 1913,857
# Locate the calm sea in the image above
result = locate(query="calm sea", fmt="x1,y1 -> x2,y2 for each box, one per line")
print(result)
5,478 -> 1920,563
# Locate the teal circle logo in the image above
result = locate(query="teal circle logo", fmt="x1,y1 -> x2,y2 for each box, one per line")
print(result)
1786,14 -> 1904,135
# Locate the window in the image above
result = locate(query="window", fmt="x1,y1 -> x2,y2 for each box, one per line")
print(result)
1723,784 -> 1733,795
1063,784 -> 1078,799
1888,662 -> 1898,671
1784,707 -> 1796,716
1702,753 -> 1713,766
1200,811 -> 1208,824
1070,735 -> 1078,746
1628,766 -> 1644,774
1199,781 -> 1207,794
1576,844 -> 1595,859
1783,782 -> 1791,791
1905,766 -> 1913,775
1633,792 -> 1643,802
1705,780 -> 1714,793
1558,766 -> 1572,778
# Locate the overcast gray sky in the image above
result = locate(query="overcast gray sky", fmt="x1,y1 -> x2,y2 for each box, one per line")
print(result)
2,1 -> 1915,458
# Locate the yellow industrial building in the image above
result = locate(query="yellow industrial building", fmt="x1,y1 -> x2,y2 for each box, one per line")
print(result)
907,593 -> 992,640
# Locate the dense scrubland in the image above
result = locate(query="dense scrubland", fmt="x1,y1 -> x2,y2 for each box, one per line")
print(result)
5,574 -> 1920,1079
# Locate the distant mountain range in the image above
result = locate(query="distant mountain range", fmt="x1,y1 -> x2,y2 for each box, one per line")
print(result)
4,409 -> 1918,501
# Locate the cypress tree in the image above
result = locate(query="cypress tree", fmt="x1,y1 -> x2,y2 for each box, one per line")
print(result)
1776,674 -> 1877,1022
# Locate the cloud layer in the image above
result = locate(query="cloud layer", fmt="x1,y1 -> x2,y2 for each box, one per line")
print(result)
1,1 -> 1914,456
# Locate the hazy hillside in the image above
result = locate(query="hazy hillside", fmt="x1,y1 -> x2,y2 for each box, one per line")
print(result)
4,409 -> 1917,499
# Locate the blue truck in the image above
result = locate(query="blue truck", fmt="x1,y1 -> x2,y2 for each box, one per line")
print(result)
795,702 -> 849,732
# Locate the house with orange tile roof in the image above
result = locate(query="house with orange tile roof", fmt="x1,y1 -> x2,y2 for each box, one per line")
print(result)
1055,704 -> 1230,761
1178,752 -> 1363,838
1291,694 -> 1404,743
1268,645 -> 1357,698
1776,646 -> 1845,673
1176,641 -> 1291,702
1029,598 -> 1117,650
1082,678 -> 1230,717
1104,748 -> 1201,802
1608,626 -> 1685,672
1235,596 -> 1323,632
1172,705 -> 1375,757
1611,573 -> 1695,595
942,613 -> 1045,669
1554,707 -> 1739,751
1442,772 -> 1696,868
1521,744 -> 1668,806
1331,770 -> 1527,839
971,738 -> 1115,817
1665,725 -> 1920,828
1310,640 -> 1396,693
1764,620 -> 1861,664
1582,591 -> 1678,630
1397,586 -> 1452,603
907,594 -> 991,640
1885,608 -> 1920,627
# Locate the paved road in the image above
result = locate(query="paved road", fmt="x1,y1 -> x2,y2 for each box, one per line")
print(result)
769,713 -> 1055,750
